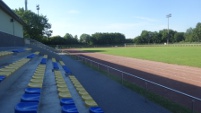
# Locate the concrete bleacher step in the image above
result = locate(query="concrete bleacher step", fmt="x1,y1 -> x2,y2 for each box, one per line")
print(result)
53,69 -> 79,113
0,47 -> 33,66
58,58 -> 105,113
15,57 -> 47,113
37,58 -> 61,113
69,75 -> 103,111
0,51 -> 13,57
0,50 -> 104,113
0,54 -> 43,113
57,61 -> 104,113
0,58 -> 31,93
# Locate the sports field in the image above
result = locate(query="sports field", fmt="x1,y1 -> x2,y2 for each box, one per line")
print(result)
81,46 -> 201,68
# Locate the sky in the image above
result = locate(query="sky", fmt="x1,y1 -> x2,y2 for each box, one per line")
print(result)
2,0 -> 201,38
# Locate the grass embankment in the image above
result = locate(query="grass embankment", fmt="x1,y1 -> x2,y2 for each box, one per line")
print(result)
81,46 -> 201,68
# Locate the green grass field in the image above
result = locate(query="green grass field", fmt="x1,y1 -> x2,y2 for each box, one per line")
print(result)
80,46 -> 201,68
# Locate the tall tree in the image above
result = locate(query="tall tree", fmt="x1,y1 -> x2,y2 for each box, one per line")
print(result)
91,32 -> 125,45
80,33 -> 92,45
193,23 -> 201,42
174,32 -> 184,42
14,8 -> 52,41
64,33 -> 78,44
184,28 -> 194,42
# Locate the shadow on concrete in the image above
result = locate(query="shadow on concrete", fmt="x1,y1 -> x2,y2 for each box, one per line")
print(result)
68,53 -> 201,113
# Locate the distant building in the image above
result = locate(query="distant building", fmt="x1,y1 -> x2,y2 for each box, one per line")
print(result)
0,1 -> 24,38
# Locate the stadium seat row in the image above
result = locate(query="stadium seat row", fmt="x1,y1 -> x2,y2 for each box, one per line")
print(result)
58,60 -> 103,112
12,48 -> 25,53
0,58 -> 30,83
40,55 -> 48,64
0,51 -> 13,57
69,76 -> 104,113
59,61 -> 72,74
52,58 -> 57,62
28,64 -> 46,88
15,62 -> 46,113
44,55 -> 48,58
25,48 -> 32,51
27,53 -> 35,59
52,58 -> 59,70
54,68 -> 79,113
27,51 -> 40,59
34,51 -> 40,55
59,61 -> 65,66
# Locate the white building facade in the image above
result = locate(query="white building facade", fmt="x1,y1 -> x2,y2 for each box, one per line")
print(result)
0,1 -> 24,38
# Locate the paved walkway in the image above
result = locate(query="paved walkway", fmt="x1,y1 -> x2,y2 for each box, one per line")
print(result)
61,55 -> 171,113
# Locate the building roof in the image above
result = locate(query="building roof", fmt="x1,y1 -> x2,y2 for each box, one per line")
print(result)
0,0 -> 25,25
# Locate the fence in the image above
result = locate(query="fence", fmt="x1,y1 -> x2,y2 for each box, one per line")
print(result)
25,38 -> 61,53
24,38 -> 62,60
124,43 -> 201,47
74,55 -> 201,112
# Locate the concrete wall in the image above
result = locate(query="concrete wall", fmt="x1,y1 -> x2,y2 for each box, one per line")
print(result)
0,8 -> 23,38
0,31 -> 25,47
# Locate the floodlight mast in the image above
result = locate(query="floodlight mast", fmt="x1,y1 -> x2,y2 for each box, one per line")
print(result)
25,0 -> 27,10
36,5 -> 40,15
166,14 -> 171,44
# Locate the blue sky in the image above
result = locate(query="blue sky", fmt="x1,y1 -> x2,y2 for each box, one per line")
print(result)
3,0 -> 201,38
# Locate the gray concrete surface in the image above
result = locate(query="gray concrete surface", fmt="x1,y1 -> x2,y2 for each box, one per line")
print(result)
60,54 -> 172,113
0,56 -> 42,113
0,47 -> 172,113
38,59 -> 61,113
0,48 -> 31,66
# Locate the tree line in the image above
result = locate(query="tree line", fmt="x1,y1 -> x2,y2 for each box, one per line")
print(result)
133,22 -> 201,44
80,33 -> 125,45
14,7 -> 201,46
42,32 -> 126,46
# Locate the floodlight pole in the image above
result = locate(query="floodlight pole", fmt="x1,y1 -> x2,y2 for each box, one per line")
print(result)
25,0 -> 27,10
166,14 -> 171,44
36,5 -> 40,15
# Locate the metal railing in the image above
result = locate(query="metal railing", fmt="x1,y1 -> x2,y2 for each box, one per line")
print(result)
25,38 -> 61,53
75,55 -> 201,112
124,43 -> 201,47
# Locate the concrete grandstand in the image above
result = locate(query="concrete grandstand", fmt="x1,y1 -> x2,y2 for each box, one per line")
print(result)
0,1 -> 171,113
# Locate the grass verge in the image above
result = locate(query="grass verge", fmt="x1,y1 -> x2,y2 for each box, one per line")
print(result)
81,46 -> 201,68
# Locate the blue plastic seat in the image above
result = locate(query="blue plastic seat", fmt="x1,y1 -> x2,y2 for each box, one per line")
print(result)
53,62 -> 59,70
0,75 -> 6,82
21,94 -> 40,102
62,66 -> 72,74
15,102 -> 38,113
89,107 -> 104,113
40,58 -> 47,64
62,105 -> 78,113
12,49 -> 25,53
27,54 -> 35,58
25,88 -> 41,94
60,98 -> 75,106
